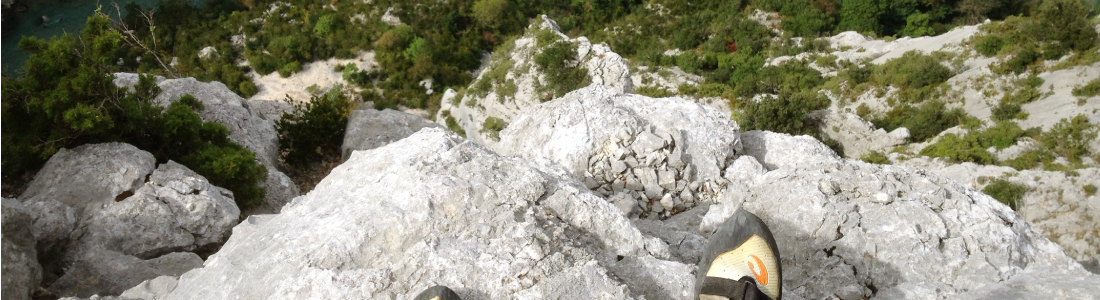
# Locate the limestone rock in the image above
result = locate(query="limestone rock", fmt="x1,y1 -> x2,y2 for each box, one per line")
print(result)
19,143 -> 237,298
703,131 -> 1099,299
48,250 -> 202,298
153,128 -> 659,299
20,142 -> 156,216
341,109 -> 442,161
2,198 -> 42,300
113,73 -> 299,214
495,85 -> 740,188
121,276 -> 179,300
75,161 -> 239,259
740,130 -> 838,170
901,157 -> 1100,271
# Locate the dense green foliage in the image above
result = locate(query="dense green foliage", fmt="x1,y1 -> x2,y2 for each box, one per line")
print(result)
739,90 -> 830,136
535,39 -> 591,99
275,88 -> 353,168
1042,115 -> 1098,163
919,133 -> 997,164
972,0 -> 1098,74
982,178 -> 1026,210
2,15 -> 267,209
1085,184 -> 1098,197
481,116 -> 508,141
860,151 -> 890,164
871,101 -> 973,142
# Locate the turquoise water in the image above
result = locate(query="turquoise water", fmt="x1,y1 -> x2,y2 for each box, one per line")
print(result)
1,0 -> 202,74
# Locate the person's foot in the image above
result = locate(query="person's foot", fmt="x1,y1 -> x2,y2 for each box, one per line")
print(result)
412,285 -> 461,300
695,209 -> 782,300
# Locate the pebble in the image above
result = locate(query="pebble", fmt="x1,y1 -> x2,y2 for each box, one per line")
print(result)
660,193 -> 674,211
680,189 -> 694,204
658,169 -> 677,190
611,160 -> 627,174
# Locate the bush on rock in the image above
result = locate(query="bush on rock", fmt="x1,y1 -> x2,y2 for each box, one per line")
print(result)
1,15 -> 267,209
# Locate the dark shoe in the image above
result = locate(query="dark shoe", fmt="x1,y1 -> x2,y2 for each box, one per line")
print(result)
695,209 -> 782,300
412,285 -> 461,300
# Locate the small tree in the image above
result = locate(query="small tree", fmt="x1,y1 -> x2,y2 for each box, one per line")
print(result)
276,88 -> 353,168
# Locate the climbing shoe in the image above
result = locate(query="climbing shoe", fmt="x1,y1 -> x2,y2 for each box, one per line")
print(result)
412,285 -> 461,300
695,209 -> 782,300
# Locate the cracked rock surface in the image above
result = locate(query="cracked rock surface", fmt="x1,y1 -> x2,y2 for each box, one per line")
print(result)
145,122 -> 1097,299
18,143 -> 235,298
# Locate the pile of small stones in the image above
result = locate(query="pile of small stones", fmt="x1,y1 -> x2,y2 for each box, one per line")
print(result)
584,126 -> 729,219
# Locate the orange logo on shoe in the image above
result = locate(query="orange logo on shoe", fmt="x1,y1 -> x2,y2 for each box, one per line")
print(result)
748,254 -> 768,286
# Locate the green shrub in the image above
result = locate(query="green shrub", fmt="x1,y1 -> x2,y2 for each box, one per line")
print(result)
278,61 -> 301,77
238,81 -> 259,97
974,121 -> 1027,150
991,102 -> 1022,121
983,179 -> 1026,210
856,103 -> 873,119
1006,149 -> 1054,170
636,86 -> 674,98
872,101 -> 971,142
739,90 -> 830,136
535,41 -> 590,99
481,116 -> 508,141
1043,115 -> 1098,163
1073,77 -> 1100,98
1085,184 -> 1097,197
276,88 -> 353,168
861,151 -> 890,164
694,83 -> 735,99
974,34 -> 1006,57
919,133 -> 996,164
2,16 -> 267,210
441,110 -> 466,137
873,51 -> 953,90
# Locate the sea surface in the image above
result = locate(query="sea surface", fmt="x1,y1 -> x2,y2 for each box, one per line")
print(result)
2,0 -> 203,74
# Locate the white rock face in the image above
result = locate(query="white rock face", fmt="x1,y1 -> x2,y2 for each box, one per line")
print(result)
341,109 -> 442,161
900,157 -> 1100,273
810,109 -> 909,158
144,93 -> 1098,299
493,85 -> 741,216
436,15 -> 633,147
155,128 -> 660,299
114,73 -> 300,213
18,143 -> 236,298
2,198 -> 42,300
709,132 -> 1100,299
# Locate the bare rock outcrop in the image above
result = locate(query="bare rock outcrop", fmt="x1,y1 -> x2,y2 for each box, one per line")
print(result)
139,96 -> 1098,299
900,156 -> 1100,274
341,109 -> 442,161
2,198 -> 42,300
494,85 -> 741,218
18,143 -> 236,298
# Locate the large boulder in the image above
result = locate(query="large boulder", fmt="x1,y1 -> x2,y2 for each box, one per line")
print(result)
19,143 -> 236,297
114,73 -> 300,214
707,131 -> 1099,299
899,157 -> 1100,274
494,85 -> 741,217
2,198 -> 43,300
341,109 -> 442,161
48,251 -> 202,298
152,128 -> 672,299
